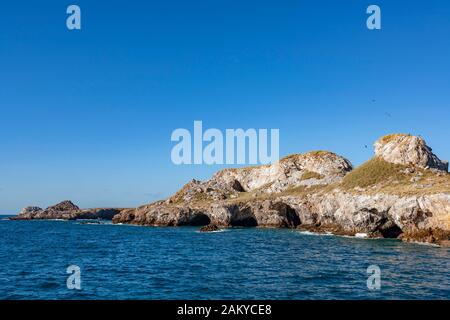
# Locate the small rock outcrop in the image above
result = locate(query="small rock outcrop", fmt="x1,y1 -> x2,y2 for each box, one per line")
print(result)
374,134 -> 448,172
199,224 -> 220,232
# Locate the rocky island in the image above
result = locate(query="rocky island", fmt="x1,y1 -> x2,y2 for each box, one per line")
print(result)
12,134 -> 450,246
11,200 -> 126,221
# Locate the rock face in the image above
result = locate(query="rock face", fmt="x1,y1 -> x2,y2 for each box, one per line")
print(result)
162,151 -> 353,207
211,151 -> 353,193
208,201 -> 300,228
283,192 -> 450,238
374,134 -> 448,172
12,200 -> 124,220
112,134 -> 450,246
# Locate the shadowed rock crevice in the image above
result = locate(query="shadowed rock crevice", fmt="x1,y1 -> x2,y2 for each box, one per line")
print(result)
185,212 -> 211,226
287,206 -> 301,227
380,223 -> 403,238
376,218 -> 403,238
274,203 -> 301,228
231,217 -> 258,227
230,206 -> 258,227
230,179 -> 246,192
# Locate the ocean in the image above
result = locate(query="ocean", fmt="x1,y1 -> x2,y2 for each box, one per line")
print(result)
1,217 -> 449,300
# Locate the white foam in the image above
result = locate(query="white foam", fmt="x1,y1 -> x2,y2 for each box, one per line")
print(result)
298,230 -> 332,236
355,233 -> 368,238
410,241 -> 441,248
195,229 -> 228,234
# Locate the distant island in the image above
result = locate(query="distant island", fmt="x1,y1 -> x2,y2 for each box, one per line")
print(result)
12,134 -> 450,246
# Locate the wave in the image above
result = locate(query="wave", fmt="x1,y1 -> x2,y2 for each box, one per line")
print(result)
298,230 -> 333,236
76,222 -> 112,226
298,230 -> 379,240
355,233 -> 368,238
409,241 -> 441,248
195,229 -> 229,234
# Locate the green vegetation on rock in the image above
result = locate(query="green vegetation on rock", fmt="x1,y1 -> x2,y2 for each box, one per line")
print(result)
341,158 -> 407,189
341,157 -> 450,196
301,170 -> 324,181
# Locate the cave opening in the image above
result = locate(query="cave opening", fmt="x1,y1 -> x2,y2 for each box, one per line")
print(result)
189,213 -> 211,226
231,216 -> 258,227
286,206 -> 301,228
380,223 -> 403,238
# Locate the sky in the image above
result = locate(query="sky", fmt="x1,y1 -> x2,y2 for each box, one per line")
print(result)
1,0 -> 450,213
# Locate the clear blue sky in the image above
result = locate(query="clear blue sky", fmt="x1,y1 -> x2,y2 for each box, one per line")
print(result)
1,0 -> 450,213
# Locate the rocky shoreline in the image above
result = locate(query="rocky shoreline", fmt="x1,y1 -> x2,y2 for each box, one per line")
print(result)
11,134 -> 450,246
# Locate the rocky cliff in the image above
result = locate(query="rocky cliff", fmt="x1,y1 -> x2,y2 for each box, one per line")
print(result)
14,134 -> 450,246
112,134 -> 450,246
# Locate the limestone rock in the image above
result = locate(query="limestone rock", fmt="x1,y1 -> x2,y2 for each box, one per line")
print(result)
374,134 -> 448,171
211,151 -> 353,193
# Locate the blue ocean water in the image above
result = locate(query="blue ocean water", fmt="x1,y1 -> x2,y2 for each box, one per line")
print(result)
0,217 -> 449,300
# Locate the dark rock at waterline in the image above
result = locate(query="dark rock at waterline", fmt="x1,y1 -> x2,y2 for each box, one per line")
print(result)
199,224 -> 220,232
400,228 -> 450,245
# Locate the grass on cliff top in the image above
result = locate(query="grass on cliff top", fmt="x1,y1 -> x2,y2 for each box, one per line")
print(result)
169,182 -> 215,205
379,133 -> 411,144
341,158 -> 406,189
341,157 -> 450,195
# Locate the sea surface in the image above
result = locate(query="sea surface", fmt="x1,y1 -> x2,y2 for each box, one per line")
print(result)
0,217 -> 449,300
